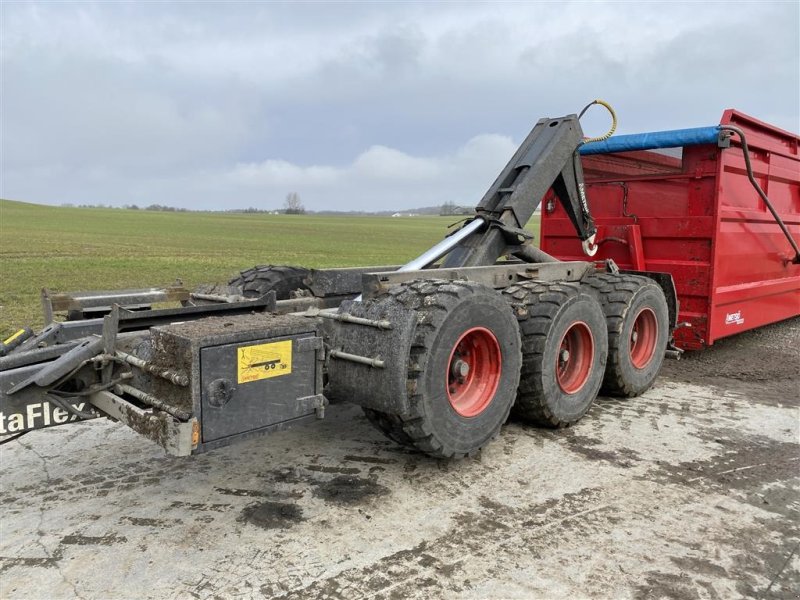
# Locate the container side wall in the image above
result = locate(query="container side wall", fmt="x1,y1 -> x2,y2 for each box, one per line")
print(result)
708,111 -> 800,344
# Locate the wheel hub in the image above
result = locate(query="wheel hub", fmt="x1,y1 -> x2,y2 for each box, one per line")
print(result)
451,359 -> 470,380
555,321 -> 595,394
629,308 -> 658,369
447,327 -> 502,418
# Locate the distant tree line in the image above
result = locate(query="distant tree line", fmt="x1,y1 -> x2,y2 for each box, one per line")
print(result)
57,193 -> 465,216
142,204 -> 190,212
59,191 -> 308,215
61,203 -> 188,211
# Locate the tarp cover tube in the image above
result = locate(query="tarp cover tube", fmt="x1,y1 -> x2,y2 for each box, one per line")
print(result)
579,126 -> 720,155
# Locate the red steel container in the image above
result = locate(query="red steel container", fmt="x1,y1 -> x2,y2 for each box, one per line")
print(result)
540,110 -> 800,350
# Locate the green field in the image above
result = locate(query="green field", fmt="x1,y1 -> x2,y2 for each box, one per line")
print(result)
0,200 -> 540,337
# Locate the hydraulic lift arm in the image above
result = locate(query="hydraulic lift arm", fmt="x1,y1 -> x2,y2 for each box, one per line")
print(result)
441,114 -> 598,268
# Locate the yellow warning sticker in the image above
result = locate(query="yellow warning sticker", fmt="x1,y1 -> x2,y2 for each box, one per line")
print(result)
237,340 -> 293,384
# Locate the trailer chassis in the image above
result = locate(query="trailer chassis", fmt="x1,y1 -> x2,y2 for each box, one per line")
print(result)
1,108 -> 681,459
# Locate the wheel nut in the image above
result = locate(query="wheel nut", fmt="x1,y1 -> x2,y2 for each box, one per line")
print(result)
560,349 -> 570,363
631,331 -> 639,344
452,359 -> 470,379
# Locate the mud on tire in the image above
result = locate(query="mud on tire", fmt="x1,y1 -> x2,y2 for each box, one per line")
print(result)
581,273 -> 669,397
230,265 -> 311,300
503,282 -> 608,428
363,279 -> 522,459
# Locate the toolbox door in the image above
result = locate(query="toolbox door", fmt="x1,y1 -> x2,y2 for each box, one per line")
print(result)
199,333 -> 318,442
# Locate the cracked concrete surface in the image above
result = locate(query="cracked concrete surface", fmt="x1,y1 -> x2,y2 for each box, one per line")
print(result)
1,318 -> 798,599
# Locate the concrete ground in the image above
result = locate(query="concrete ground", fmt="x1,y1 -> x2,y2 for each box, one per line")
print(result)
1,318 -> 798,599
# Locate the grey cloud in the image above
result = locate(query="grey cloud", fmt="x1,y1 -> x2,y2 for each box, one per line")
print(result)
2,1 -> 797,211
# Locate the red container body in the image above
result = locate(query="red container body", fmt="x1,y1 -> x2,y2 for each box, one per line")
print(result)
540,110 -> 800,350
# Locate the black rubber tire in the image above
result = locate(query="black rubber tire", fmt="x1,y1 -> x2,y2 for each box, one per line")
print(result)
362,280 -> 522,459
229,265 -> 311,300
363,408 -> 416,447
581,273 -> 669,397
502,282 -> 608,428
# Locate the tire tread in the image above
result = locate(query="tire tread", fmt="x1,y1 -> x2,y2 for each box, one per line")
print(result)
363,279 -> 519,459
502,281 -> 587,427
582,273 -> 665,397
229,265 -> 310,299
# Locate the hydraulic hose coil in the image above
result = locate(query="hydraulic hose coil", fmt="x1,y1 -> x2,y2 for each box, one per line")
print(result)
579,99 -> 617,144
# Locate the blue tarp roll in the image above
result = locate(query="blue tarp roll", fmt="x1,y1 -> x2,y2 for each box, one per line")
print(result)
579,126 -> 721,155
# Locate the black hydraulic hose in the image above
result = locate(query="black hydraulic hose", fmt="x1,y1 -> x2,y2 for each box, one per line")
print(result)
719,125 -> 800,264
45,393 -> 97,420
49,373 -> 130,397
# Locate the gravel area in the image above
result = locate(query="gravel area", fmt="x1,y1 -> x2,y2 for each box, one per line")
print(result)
1,318 -> 798,599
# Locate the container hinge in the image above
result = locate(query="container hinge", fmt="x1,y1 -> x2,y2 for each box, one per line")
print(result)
297,394 -> 328,418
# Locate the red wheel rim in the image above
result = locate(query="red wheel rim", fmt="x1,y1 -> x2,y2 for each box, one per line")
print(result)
630,308 -> 658,369
555,321 -> 594,394
446,327 -> 502,417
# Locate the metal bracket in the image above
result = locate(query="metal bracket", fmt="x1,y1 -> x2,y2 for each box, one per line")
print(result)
296,394 -> 328,419
90,390 -> 195,457
360,262 -> 593,299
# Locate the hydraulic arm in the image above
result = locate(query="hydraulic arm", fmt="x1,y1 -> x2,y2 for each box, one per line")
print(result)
440,114 -> 598,268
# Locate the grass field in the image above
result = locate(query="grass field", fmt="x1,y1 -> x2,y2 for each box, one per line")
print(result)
0,199 -> 540,337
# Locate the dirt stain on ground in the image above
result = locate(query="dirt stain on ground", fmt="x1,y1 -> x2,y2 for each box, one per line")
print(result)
634,571 -> 702,600
169,501 -> 232,512
238,500 -> 304,530
645,432 -> 799,501
342,455 -> 398,465
312,475 -> 390,505
119,516 -> 182,527
215,487 -> 273,498
305,465 -> 361,475
561,432 -> 641,467
0,556 -> 60,574
61,533 -> 127,546
640,429 -> 800,598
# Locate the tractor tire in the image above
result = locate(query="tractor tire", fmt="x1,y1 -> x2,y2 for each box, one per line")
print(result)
229,265 -> 311,300
582,273 -> 669,397
503,282 -> 608,428
362,280 -> 522,459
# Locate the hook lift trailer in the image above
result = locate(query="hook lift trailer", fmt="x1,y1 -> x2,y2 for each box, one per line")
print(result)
2,104 -> 797,459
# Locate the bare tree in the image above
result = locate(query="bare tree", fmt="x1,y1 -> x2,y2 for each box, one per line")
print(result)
440,201 -> 460,216
283,192 -> 306,215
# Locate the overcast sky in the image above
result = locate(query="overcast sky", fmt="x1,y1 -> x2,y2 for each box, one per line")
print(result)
2,1 -> 798,212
